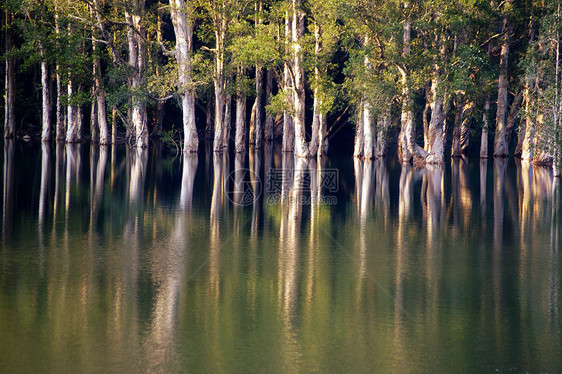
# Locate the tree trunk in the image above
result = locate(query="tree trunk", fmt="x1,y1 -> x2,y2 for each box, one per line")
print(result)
264,69 -> 274,141
127,6 -> 148,148
460,100 -> 473,154
310,22 -> 323,156
91,18 -> 109,145
223,94 -> 232,149
398,15 -> 425,163
4,4 -> 16,139
251,67 -> 263,148
66,80 -> 79,143
451,99 -> 463,157
363,101 -> 374,159
206,98 -> 213,139
41,60 -> 51,142
375,105 -> 390,158
91,94 -> 99,143
494,21 -> 510,157
170,0 -> 199,153
506,88 -> 523,138
480,97 -> 490,158
521,77 -> 536,161
235,68 -> 247,153
291,0 -> 309,158
354,103 -> 364,158
213,21 -> 226,152
282,8 -> 294,153
425,72 -> 445,164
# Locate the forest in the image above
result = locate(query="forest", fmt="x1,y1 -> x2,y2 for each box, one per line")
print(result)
2,0 -> 562,172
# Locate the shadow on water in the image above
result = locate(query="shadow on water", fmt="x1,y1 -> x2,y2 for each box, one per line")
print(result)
0,141 -> 561,373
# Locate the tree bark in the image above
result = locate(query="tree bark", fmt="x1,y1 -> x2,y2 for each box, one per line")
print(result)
291,0 -> 309,158
126,4 -> 148,148
425,71 -> 445,164
4,3 -> 16,139
310,22 -> 323,156
451,99 -> 463,157
398,14 -> 425,163
460,101 -> 473,154
480,97 -> 490,158
235,68 -> 247,153
66,80 -> 79,143
374,105 -> 390,158
170,0 -> 199,153
354,103 -> 364,158
223,94 -> 232,149
494,20 -> 510,157
264,69 -> 274,141
41,60 -> 51,142
282,8 -> 294,153
521,77 -> 536,161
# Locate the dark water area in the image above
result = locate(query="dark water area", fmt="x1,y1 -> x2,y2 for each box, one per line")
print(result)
0,140 -> 561,373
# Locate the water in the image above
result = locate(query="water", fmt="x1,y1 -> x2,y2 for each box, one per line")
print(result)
0,141 -> 561,373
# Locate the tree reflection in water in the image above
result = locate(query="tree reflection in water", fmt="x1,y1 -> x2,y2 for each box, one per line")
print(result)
0,144 -> 561,372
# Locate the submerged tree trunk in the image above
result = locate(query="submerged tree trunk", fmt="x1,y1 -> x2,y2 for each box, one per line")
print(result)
126,4 -> 148,148
206,98 -> 213,139
521,77 -> 536,161
460,100 -> 473,154
425,70 -> 445,164
4,3 -> 16,139
481,97 -> 490,158
282,9 -> 294,153
66,80 -> 79,143
250,67 -> 263,148
309,21 -> 323,156
451,99 -> 463,157
354,103 -> 364,158
41,60 -> 51,142
398,15 -> 424,163
212,22 -> 226,153
264,69 -> 274,141
223,94 -> 232,149
170,0 -> 198,153
375,105 -> 390,158
494,21 -> 510,157
235,68 -> 247,153
290,0 -> 309,158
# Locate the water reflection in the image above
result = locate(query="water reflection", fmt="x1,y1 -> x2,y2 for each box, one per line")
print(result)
0,143 -> 561,373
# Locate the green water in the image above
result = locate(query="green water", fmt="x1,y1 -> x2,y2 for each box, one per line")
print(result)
0,141 -> 561,373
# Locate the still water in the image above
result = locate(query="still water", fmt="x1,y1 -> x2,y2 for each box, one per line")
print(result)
0,140 -> 561,373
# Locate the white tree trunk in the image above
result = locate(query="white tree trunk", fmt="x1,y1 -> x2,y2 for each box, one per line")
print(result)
460,101 -> 473,153
425,73 -> 445,164
282,9 -> 294,153
223,94 -> 232,149
235,69 -> 247,154
291,0 -> 309,158
4,7 -> 15,139
213,23 -> 226,153
126,4 -> 148,148
170,0 -> 198,153
398,17 -> 425,163
494,26 -> 509,157
375,105 -> 390,158
310,22 -> 323,156
480,97 -> 490,158
66,81 -> 79,143
354,102 -> 364,158
363,101 -> 374,159
41,61 -> 51,142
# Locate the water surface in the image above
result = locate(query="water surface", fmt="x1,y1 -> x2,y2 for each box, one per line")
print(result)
1,141 -> 561,373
